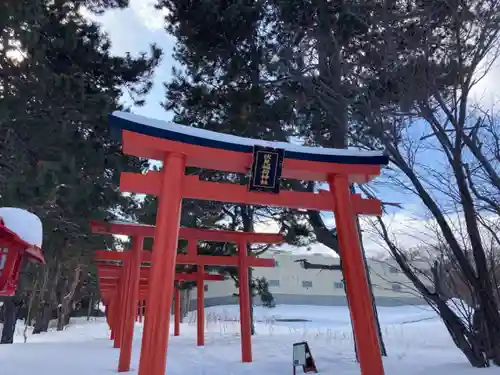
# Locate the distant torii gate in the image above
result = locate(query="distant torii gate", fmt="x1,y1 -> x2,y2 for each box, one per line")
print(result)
91,220 -> 282,372
94,257 -> 225,343
95,262 -> 224,338
109,111 -> 389,375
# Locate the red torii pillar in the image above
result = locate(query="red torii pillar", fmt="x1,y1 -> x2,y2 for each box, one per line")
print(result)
96,260 -> 137,349
135,300 -> 144,323
114,261 -> 130,348
109,110 -> 388,375
237,239 -> 252,362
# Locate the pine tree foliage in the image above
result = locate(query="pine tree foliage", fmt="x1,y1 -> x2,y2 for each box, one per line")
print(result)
0,0 -> 161,338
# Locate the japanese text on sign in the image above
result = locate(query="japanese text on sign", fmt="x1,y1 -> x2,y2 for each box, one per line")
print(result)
248,145 -> 284,194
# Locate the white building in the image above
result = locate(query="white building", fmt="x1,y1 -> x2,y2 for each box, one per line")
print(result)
190,251 -> 431,308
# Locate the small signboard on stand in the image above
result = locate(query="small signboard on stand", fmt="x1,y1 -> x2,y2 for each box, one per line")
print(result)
293,341 -> 318,375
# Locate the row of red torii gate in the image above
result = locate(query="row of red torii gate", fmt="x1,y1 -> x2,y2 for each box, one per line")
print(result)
96,111 -> 389,375
91,219 -> 282,371
0,109 -> 390,375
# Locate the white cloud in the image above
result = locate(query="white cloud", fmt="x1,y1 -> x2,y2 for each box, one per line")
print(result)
361,211 -> 436,255
82,2 -> 174,56
254,204 -> 499,260
362,209 -> 499,258
470,54 -> 500,107
253,218 -> 340,256
128,0 -> 169,31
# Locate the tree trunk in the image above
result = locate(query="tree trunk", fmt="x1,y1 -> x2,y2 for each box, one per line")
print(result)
34,260 -> 60,333
57,265 -> 82,331
86,297 -> 93,321
437,301 -> 488,367
33,302 -> 52,334
377,217 -> 492,368
361,247 -> 387,357
342,274 -> 358,360
248,265 -> 255,335
479,297 -> 500,365
180,288 -> 191,318
1,298 -> 19,344
23,285 -> 38,343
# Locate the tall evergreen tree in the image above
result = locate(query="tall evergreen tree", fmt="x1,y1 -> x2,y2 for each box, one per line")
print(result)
156,0 -> 389,348
0,0 -> 161,341
157,0 -> 292,333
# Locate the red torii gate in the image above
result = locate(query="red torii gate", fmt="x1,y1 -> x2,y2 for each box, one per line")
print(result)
91,220 -> 282,372
94,258 -> 225,340
109,111 -> 389,375
0,212 -> 45,296
98,275 -> 191,331
95,262 -> 224,338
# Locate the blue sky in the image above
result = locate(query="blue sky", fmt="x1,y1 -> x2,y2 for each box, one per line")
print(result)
91,1 -> 500,255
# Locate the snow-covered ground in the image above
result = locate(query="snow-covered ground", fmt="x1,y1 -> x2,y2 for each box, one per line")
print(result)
1,304 -> 496,375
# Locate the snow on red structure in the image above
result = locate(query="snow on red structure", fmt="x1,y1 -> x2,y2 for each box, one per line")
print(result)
0,217 -> 45,296
108,110 -> 389,375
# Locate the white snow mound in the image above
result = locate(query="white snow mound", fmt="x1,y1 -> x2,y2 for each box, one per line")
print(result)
0,207 -> 43,248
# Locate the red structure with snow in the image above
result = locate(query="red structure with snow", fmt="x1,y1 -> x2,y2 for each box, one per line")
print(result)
0,208 -> 45,296
102,111 -> 389,375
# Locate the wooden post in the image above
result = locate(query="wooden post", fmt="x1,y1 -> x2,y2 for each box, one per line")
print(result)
118,258 -> 133,349
197,265 -> 205,346
328,174 -> 384,375
138,153 -> 185,375
114,262 -> 130,348
118,236 -> 144,372
110,296 -> 118,341
108,299 -> 116,340
174,286 -> 181,336
238,239 -> 252,363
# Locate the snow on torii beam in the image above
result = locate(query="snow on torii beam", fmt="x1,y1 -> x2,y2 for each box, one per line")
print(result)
111,112 -> 386,183
108,111 -> 389,375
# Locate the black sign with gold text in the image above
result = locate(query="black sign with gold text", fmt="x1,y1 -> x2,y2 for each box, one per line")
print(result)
248,145 -> 284,194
